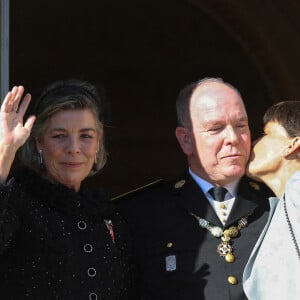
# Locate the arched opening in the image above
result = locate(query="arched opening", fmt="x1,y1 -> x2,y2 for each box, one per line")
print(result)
10,0 -> 273,196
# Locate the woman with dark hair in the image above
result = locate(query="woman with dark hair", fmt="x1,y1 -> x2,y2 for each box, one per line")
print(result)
0,80 -> 136,299
243,101 -> 300,299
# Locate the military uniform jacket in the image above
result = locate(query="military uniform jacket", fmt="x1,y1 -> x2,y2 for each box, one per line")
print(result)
117,173 -> 272,300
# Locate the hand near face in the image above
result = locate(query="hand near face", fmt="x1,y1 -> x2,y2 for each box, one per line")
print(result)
0,86 -> 36,151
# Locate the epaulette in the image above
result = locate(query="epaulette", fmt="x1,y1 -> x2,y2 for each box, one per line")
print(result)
247,178 -> 275,197
173,179 -> 186,189
112,179 -> 163,201
248,181 -> 261,191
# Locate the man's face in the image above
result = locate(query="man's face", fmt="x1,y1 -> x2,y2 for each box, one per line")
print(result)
179,82 -> 251,186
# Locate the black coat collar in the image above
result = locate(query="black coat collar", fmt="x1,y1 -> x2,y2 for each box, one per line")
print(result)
13,167 -> 114,218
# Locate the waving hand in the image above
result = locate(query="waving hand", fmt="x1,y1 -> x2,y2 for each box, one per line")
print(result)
0,86 -> 36,183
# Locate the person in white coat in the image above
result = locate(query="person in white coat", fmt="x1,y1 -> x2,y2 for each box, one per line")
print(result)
243,100 -> 300,300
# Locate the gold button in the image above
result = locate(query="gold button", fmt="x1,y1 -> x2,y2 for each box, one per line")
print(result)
228,276 -> 238,285
225,253 -> 235,263
221,211 -> 227,216
220,204 -> 226,209
166,242 -> 173,248
222,218 -> 227,223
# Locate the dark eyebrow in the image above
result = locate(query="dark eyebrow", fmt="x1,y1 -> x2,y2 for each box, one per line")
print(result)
50,128 -> 97,132
80,128 -> 97,132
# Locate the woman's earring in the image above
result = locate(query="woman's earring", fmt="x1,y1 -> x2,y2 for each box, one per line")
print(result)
93,152 -> 98,171
39,150 -> 45,171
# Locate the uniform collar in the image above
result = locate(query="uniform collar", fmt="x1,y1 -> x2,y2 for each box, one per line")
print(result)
13,167 -> 114,218
188,168 -> 239,198
174,172 -> 261,227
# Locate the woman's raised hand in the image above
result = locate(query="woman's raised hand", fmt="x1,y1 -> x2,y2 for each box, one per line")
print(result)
0,86 -> 36,151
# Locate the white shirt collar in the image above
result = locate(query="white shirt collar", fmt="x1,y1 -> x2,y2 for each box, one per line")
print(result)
189,168 -> 241,225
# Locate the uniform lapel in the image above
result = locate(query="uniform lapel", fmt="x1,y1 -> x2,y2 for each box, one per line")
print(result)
225,176 -> 260,226
174,174 -> 222,226
174,174 -> 264,228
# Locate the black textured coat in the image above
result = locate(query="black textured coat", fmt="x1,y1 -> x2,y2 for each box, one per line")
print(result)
0,168 -> 135,300
116,173 -> 272,300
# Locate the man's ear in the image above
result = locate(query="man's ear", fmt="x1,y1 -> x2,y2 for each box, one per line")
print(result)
175,126 -> 193,155
284,136 -> 300,159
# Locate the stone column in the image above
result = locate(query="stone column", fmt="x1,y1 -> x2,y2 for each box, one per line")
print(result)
0,0 -> 9,100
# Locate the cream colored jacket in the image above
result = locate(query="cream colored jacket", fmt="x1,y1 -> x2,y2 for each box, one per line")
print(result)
243,171 -> 300,300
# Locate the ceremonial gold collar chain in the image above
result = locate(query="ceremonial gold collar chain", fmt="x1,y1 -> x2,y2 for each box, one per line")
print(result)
190,212 -> 252,263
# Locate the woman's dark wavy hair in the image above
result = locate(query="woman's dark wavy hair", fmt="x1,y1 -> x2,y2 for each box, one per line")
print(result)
263,100 -> 300,138
19,79 -> 109,175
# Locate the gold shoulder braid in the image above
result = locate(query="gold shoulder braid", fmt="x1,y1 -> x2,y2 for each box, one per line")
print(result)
190,212 -> 252,263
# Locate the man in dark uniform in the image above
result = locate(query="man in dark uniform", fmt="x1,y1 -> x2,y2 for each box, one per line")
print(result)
116,77 -> 272,299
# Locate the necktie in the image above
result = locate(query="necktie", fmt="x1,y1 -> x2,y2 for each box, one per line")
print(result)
209,187 -> 227,202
